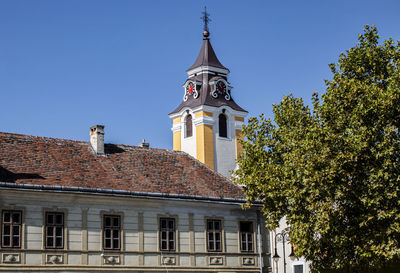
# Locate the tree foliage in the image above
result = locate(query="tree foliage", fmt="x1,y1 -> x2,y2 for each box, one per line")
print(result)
234,26 -> 400,272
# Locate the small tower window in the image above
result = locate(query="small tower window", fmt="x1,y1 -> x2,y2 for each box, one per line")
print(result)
219,114 -> 227,138
185,114 -> 193,138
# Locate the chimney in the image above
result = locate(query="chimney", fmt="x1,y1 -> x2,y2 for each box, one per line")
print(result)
138,139 -> 150,148
90,125 -> 105,154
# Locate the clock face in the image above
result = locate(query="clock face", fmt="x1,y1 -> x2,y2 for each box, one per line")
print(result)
186,82 -> 194,95
216,81 -> 226,94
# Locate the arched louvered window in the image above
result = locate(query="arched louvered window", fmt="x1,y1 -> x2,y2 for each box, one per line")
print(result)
185,115 -> 193,138
219,114 -> 227,138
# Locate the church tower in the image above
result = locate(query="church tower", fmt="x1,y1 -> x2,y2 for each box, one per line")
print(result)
168,9 -> 247,178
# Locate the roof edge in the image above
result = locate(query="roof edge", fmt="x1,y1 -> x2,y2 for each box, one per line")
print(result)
0,182 -> 260,205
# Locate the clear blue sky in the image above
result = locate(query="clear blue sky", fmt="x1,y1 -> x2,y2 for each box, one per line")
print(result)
1,0 -> 400,149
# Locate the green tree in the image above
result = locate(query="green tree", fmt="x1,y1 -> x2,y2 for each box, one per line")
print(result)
234,26 -> 400,272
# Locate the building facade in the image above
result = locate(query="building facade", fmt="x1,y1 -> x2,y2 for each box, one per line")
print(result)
0,128 -> 271,272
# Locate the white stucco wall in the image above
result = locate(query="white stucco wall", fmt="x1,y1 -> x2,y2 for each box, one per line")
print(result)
180,111 -> 197,158
214,115 -> 237,178
271,218 -> 311,273
0,189 -> 271,272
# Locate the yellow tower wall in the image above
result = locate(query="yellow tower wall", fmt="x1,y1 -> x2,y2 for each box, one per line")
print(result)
234,116 -> 245,160
172,117 -> 181,151
195,111 -> 213,118
235,129 -> 243,160
196,124 -> 214,169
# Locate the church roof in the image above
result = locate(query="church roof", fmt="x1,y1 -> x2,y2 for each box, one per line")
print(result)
0,132 -> 244,201
170,30 -> 247,116
187,38 -> 228,71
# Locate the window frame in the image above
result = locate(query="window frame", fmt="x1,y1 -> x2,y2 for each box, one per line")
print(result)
45,211 -> 65,249
103,214 -> 122,251
185,114 -> 193,138
292,261 -> 305,273
206,219 -> 223,252
218,113 -> 228,138
1,210 -> 22,248
159,217 -> 176,252
239,221 -> 255,252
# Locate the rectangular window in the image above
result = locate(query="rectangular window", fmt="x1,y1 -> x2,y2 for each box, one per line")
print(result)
1,210 -> 22,248
160,218 -> 175,251
240,221 -> 254,252
294,264 -> 304,273
103,215 -> 121,250
45,212 -> 64,249
207,219 -> 222,252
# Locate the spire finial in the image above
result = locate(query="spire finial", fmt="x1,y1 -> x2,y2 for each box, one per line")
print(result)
201,6 -> 211,38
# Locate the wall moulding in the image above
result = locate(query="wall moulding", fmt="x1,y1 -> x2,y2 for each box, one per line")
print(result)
208,256 -> 224,265
241,256 -> 256,265
2,253 -> 21,264
45,254 -> 63,264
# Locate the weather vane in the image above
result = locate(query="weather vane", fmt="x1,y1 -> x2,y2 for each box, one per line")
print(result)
201,6 -> 211,37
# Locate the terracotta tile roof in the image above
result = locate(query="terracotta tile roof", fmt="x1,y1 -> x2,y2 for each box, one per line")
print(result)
0,132 -> 244,200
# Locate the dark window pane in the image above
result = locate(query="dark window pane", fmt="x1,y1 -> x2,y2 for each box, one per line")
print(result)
216,242 -> 221,251
219,114 -> 227,138
215,232 -> 220,241
214,221 -> 220,230
55,214 -> 63,225
105,216 -> 111,227
169,240 -> 174,250
47,214 -> 54,225
208,221 -> 213,230
113,239 -> 119,248
47,237 -> 53,247
161,241 -> 167,250
12,213 -> 20,224
105,238 -> 111,248
168,220 -> 174,230
4,212 -> 10,223
56,227 -> 62,236
12,226 -> 20,236
4,225 -> 10,235
56,237 -> 62,247
105,229 -> 111,238
161,219 -> 166,229
3,236 -> 10,246
240,222 -> 253,232
113,229 -> 119,238
47,227 -> 54,236
161,232 -> 167,239
186,115 -> 192,138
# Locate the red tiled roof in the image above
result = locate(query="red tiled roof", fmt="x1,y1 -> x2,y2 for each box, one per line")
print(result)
0,132 -> 244,200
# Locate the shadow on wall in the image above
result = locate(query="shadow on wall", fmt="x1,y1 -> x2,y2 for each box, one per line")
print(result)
0,166 -> 45,183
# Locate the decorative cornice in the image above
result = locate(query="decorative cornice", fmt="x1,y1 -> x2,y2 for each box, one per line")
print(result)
194,116 -> 215,127
169,105 -> 247,121
171,124 -> 182,133
187,66 -> 229,77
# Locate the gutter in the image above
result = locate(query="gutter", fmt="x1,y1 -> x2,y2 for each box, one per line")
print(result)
0,181 -> 262,205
